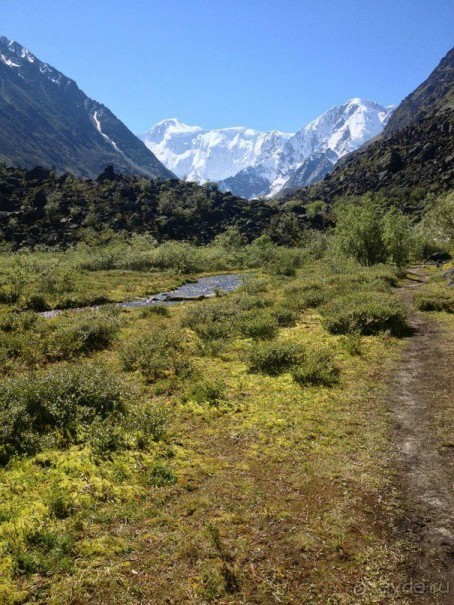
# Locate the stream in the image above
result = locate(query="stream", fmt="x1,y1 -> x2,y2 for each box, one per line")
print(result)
42,273 -> 245,318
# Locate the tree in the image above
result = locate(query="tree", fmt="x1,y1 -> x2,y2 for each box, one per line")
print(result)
333,201 -> 387,266
383,207 -> 413,270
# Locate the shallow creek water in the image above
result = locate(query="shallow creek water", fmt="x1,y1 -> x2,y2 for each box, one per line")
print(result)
42,273 -> 244,318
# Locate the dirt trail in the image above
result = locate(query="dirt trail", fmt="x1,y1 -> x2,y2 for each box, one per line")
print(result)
391,269 -> 454,603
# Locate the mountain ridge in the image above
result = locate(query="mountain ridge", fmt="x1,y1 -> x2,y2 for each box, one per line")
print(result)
0,36 -> 174,180
139,99 -> 392,198
282,46 -> 454,208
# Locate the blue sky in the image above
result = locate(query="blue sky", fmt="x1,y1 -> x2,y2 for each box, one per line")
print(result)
1,0 -> 453,133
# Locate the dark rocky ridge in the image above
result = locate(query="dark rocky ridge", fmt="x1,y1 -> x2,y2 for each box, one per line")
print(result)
0,164 -> 282,249
0,36 -> 174,180
282,47 -> 454,209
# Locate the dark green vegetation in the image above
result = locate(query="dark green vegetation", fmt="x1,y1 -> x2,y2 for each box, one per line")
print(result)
0,37 -> 172,179
283,47 -> 453,213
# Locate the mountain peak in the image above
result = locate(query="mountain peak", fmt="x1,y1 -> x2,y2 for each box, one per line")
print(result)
0,36 -> 174,179
138,99 -> 391,196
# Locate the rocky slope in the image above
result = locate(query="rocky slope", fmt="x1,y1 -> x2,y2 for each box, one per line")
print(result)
283,47 -> 454,209
0,164 -> 280,249
140,99 -> 392,198
0,37 -> 174,179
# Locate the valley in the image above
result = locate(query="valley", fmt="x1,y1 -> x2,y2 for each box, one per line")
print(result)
0,17 -> 452,605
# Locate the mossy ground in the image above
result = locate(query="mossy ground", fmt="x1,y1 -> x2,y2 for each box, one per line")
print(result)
0,258 -> 433,604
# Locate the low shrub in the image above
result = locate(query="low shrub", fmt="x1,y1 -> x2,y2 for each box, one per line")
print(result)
184,378 -> 226,406
140,305 -> 171,318
232,293 -> 271,311
292,348 -> 340,387
239,312 -> 278,340
245,340 -> 305,376
146,461 -> 177,487
0,363 -> 126,462
0,311 -> 40,333
17,530 -> 75,575
340,331 -> 363,356
88,419 -> 127,456
128,404 -> 168,448
120,325 -> 184,382
183,302 -> 236,342
284,283 -> 327,311
321,292 -> 409,336
414,290 -> 454,313
271,305 -> 298,327
25,294 -> 50,312
49,310 -> 120,359
0,334 -> 43,374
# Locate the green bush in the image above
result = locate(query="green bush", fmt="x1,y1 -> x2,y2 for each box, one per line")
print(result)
120,325 -> 184,382
25,294 -> 50,312
414,290 -> 454,313
0,363 -> 126,462
184,378 -> 226,406
146,461 -> 177,487
271,305 -> 298,327
292,348 -> 340,387
140,304 -> 170,318
183,302 -> 236,342
128,404 -> 168,449
17,530 -> 75,575
49,310 -> 120,359
0,311 -> 40,333
284,281 -> 328,311
239,312 -> 278,340
88,419 -> 127,456
321,292 -> 409,336
0,331 -> 43,372
340,331 -> 363,356
245,341 -> 305,376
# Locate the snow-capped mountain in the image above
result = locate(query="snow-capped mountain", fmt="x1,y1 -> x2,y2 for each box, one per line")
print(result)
139,119 -> 292,183
140,99 -> 393,198
0,36 -> 173,179
267,98 -> 393,196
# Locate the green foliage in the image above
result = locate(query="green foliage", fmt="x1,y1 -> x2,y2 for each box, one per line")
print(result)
184,378 -> 226,407
120,325 -> 186,382
292,348 -> 340,387
245,341 -> 305,375
49,309 -> 120,359
128,404 -> 168,448
140,304 -> 170,318
16,530 -> 75,575
146,461 -> 177,487
414,289 -> 454,313
88,419 -> 127,456
238,312 -> 278,340
285,283 -> 327,311
271,305 -> 298,327
0,363 -> 125,462
321,292 -> 409,336
333,202 -> 387,266
305,200 -> 325,218
383,207 -> 414,270
340,331 -> 363,356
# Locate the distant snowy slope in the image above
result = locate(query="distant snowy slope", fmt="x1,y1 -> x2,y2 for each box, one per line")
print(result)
139,99 -> 393,198
138,120 -> 292,183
